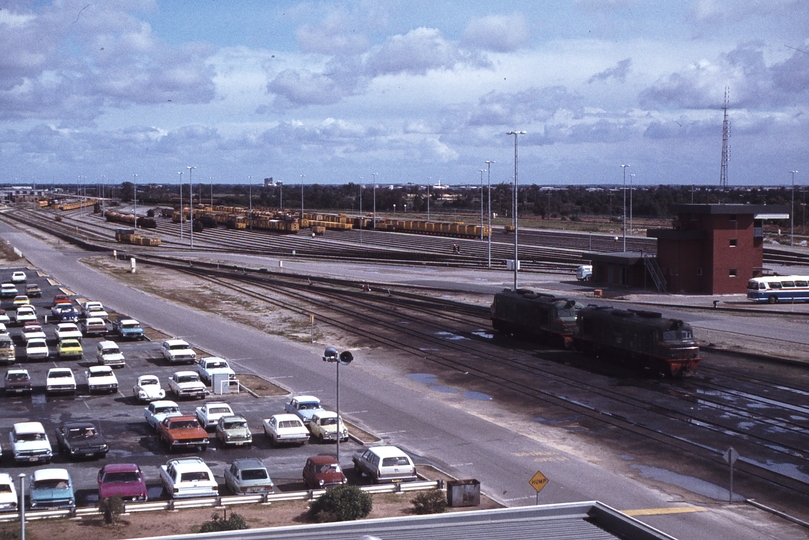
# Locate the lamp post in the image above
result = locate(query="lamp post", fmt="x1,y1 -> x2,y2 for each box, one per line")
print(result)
479,169 -> 485,240
248,176 -> 252,231
358,180 -> 363,244
18,473 -> 25,540
132,174 -> 137,227
426,180 -> 430,221
322,347 -> 353,463
507,131 -> 525,290
210,177 -> 213,208
279,181 -> 284,210
187,166 -> 195,248
791,170 -> 798,247
178,171 -> 184,241
486,160 -> 495,268
629,173 -> 635,234
300,174 -> 305,219
621,164 -> 630,252
372,172 -> 378,229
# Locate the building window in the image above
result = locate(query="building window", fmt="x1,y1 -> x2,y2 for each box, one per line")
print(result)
729,214 -> 737,221
729,268 -> 738,277
696,268 -> 703,276
729,238 -> 738,247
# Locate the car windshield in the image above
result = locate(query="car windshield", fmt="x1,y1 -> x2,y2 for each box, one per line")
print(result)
0,485 -> 12,493
170,420 -> 200,429
179,472 -> 210,482
224,421 -> 247,429
17,432 -> 45,441
320,417 -> 337,426
103,472 -> 141,483
240,469 -> 268,481
7,373 -> 28,381
157,406 -> 179,414
141,379 -> 158,386
123,322 -> 139,328
382,456 -> 411,466
210,407 -> 231,414
50,371 -> 72,378
316,463 -> 342,474
300,402 -> 319,410
34,479 -> 69,490
169,344 -> 189,350
66,427 -> 97,439
279,420 -> 301,428
177,375 -> 198,383
208,361 -> 226,368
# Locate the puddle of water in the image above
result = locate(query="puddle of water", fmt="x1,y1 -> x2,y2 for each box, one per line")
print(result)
463,391 -> 492,401
472,331 -> 494,339
407,373 -> 438,384
632,464 -> 744,502
434,331 -> 467,341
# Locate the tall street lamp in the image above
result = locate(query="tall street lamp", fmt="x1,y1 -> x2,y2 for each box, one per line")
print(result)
132,174 -> 137,227
210,177 -> 214,208
187,166 -> 196,248
300,174 -> 305,218
629,173 -> 635,234
372,172 -> 378,229
790,170 -> 798,247
358,180 -> 363,244
18,473 -> 25,540
485,160 -> 495,269
507,131 -> 525,290
178,171 -> 184,241
426,180 -> 430,221
479,169 -> 485,240
248,176 -> 252,231
621,164 -> 630,252
322,347 -> 353,463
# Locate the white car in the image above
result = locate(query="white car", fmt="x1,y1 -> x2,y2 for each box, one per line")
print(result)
133,374 -> 166,402
13,306 -> 37,325
10,421 -> 52,464
55,322 -> 83,341
168,371 -> 208,399
0,284 -> 17,298
0,473 -> 18,511
195,402 -> 235,429
85,365 -> 119,394
46,367 -> 76,394
262,413 -> 310,446
352,445 -> 418,484
25,338 -> 49,360
82,317 -> 108,336
144,400 -> 183,429
195,356 -> 235,386
10,272 -> 26,283
161,339 -> 196,364
159,457 -> 218,499
96,340 -> 125,366
81,301 -> 109,320
309,411 -> 349,443
22,323 -> 46,342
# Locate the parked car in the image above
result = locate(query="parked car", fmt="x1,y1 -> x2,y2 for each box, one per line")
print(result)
144,400 -> 183,429
224,458 -> 273,495
97,463 -> 148,502
0,473 -> 18,511
0,310 -> 9,324
51,305 -> 79,323
4,368 -> 31,395
81,301 -> 108,320
0,337 -> 15,364
13,305 -> 37,325
157,416 -> 209,452
85,365 -> 119,394
352,445 -> 417,484
10,272 -> 26,283
302,454 -> 347,489
10,421 -> 52,464
51,294 -> 71,309
12,295 -> 30,307
284,395 -> 325,426
56,322 -> 83,341
195,356 -> 236,386
133,374 -> 165,402
195,402 -> 234,429
309,411 -> 349,444
25,284 -> 42,298
215,415 -> 252,447
25,338 -> 49,360
54,422 -> 109,459
168,371 -> 208,399
113,318 -> 144,340
0,284 -> 18,298
83,317 -> 108,337
159,457 -> 218,499
45,367 -> 76,394
22,322 -> 46,342
262,413 -> 310,446
161,339 -> 196,364
29,468 -> 75,509
96,340 -> 125,366
57,338 -> 83,359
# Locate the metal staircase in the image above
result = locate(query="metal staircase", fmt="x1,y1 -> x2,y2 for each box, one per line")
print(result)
643,254 -> 667,292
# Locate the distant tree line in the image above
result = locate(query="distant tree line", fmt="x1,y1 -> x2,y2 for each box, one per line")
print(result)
56,181 -> 806,225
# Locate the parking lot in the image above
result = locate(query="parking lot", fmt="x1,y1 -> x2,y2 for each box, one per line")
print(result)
0,267 -> 367,507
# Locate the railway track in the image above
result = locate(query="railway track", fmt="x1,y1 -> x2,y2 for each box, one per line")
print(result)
127,255 -> 809,501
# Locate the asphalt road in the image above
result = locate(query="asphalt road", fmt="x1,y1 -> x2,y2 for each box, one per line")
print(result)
1,220 -> 806,540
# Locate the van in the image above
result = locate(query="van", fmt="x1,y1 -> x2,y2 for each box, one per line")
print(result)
576,265 -> 593,281
0,338 -> 15,364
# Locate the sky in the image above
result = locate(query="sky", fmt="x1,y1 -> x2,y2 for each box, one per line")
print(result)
1,0 -> 809,189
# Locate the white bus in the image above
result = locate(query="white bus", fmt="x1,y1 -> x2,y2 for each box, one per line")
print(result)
747,275 -> 809,303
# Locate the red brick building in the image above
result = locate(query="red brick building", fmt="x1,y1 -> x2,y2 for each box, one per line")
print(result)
647,204 -> 788,294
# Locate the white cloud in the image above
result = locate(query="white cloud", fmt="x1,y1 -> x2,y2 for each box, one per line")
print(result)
461,14 -> 530,53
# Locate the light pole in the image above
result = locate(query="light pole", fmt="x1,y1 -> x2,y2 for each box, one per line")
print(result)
507,131 -> 525,290
18,473 -> 25,540
132,174 -> 137,227
279,181 -> 284,210
372,172 -> 378,229
358,180 -> 363,244
486,160 -> 495,268
187,166 -> 195,248
178,171 -> 184,241
621,164 -> 630,252
629,173 -> 635,234
426,179 -> 430,221
791,170 -> 798,247
479,169 -> 485,240
323,347 -> 353,463
248,176 -> 252,231
300,174 -> 305,218
210,177 -> 213,208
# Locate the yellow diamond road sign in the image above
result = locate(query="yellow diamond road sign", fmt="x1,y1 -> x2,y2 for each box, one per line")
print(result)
529,470 -> 549,493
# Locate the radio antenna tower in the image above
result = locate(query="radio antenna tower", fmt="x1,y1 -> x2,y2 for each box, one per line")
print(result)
719,87 -> 730,189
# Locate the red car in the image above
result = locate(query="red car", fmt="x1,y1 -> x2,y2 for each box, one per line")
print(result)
97,463 -> 148,501
302,454 -> 347,489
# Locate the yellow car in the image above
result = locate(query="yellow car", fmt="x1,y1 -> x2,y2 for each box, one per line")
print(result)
12,295 -> 30,307
57,338 -> 83,359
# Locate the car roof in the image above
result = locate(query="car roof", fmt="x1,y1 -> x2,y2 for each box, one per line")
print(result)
14,421 -> 45,433
138,374 -> 159,381
166,457 -> 209,470
101,463 -> 141,474
292,395 -> 320,402
201,356 -> 227,364
85,317 -> 106,323
314,411 -> 338,419
33,469 -> 70,482
98,340 -> 119,347
47,368 -> 73,374
231,458 -> 267,470
150,400 -> 179,407
164,339 -> 190,346
7,368 -> 29,375
60,422 -> 97,430
119,318 -> 140,324
173,371 -> 199,377
307,454 -> 339,464
363,445 -> 410,458
0,473 -> 13,483
219,415 -> 246,423
88,365 -> 114,373
269,413 -> 302,422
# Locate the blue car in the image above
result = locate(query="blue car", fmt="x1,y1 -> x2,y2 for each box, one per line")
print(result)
29,468 -> 75,510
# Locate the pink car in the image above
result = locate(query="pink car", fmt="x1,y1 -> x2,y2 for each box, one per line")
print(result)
97,463 -> 148,501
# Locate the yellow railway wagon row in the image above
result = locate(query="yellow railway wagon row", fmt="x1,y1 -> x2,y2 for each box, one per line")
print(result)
57,199 -> 96,211
380,218 -> 489,238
